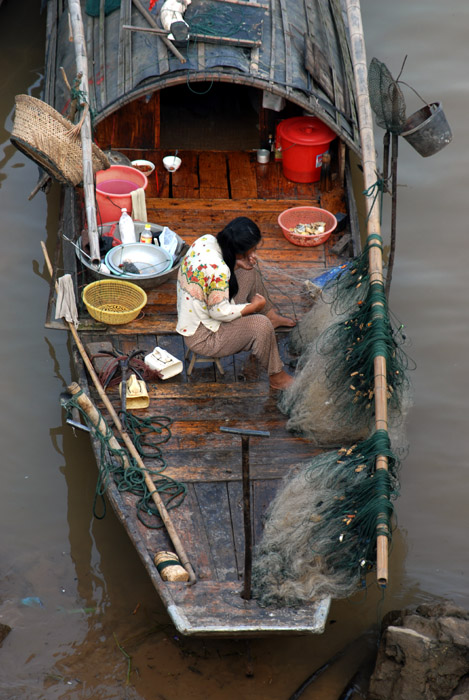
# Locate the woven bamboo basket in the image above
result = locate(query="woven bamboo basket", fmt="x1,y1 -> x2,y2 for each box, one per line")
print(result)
82,280 -> 147,325
10,94 -> 109,186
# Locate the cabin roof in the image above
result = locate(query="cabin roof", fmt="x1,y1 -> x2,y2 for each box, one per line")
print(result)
49,0 -> 360,153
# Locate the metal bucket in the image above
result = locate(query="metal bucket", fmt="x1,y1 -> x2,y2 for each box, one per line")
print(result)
401,102 -> 452,157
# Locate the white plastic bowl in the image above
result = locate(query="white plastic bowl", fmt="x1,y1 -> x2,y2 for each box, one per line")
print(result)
163,155 -> 181,172
131,159 -> 155,175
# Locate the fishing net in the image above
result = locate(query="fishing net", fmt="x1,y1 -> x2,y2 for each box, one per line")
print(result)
368,58 -> 406,135
279,235 -> 413,446
252,233 -> 414,605
252,430 -> 400,606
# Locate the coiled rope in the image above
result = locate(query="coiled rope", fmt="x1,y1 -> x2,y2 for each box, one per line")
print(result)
63,392 -> 186,527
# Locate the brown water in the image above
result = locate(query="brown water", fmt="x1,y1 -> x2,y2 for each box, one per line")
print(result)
0,1 -> 467,698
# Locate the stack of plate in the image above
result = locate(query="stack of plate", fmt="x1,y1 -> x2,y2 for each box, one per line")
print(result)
105,243 -> 173,279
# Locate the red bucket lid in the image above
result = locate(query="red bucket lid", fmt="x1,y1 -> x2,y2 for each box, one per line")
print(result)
278,116 -> 336,145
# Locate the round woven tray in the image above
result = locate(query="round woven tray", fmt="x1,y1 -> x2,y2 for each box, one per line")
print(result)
10,94 -> 109,186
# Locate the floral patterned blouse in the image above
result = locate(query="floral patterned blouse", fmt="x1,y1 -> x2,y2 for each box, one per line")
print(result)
176,235 -> 247,336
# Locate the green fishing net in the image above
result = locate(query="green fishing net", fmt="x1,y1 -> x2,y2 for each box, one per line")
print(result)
279,236 -> 413,445
252,430 -> 400,606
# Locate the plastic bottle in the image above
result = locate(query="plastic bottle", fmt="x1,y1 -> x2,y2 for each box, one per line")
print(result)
118,208 -> 135,244
140,223 -> 153,244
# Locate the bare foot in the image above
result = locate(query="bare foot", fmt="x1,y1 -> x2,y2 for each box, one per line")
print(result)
269,370 -> 294,390
266,309 -> 296,329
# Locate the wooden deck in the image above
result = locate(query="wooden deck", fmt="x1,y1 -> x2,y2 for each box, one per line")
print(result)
77,149 -> 349,334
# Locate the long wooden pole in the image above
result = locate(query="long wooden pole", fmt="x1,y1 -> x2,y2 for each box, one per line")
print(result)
68,0 -> 100,265
344,0 -> 389,587
41,241 -> 196,584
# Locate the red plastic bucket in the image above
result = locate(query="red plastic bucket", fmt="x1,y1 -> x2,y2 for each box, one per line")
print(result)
95,165 -> 148,224
277,116 -> 336,183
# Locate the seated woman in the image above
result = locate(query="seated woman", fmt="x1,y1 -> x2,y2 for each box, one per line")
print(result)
176,216 -> 295,390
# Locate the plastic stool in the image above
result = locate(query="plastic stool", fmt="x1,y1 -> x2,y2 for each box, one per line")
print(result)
185,348 -> 225,376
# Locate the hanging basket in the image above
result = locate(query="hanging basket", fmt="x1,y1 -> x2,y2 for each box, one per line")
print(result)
10,94 -> 110,186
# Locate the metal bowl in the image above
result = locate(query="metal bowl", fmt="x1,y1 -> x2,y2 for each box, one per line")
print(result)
105,243 -> 173,279
74,223 -> 188,289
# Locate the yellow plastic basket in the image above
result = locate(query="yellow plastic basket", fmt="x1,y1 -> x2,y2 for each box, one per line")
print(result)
82,280 -> 147,325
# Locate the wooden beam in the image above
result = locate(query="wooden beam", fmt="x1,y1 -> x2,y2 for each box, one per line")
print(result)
123,25 -> 261,48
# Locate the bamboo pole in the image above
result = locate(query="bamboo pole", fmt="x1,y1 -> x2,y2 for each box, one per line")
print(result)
344,0 -> 389,587
41,241 -> 197,585
67,0 -> 100,265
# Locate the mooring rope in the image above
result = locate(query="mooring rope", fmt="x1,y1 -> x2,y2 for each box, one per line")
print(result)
63,393 -> 186,526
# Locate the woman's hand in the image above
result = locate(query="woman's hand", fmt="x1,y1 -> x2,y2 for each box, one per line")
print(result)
241,293 -> 266,316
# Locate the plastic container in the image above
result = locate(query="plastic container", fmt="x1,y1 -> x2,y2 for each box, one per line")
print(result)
96,164 -> 148,224
278,206 -> 337,247
140,223 -> 153,244
277,116 -> 336,183
118,208 -> 136,244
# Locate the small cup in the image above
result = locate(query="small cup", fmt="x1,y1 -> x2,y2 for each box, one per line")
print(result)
257,148 -> 270,164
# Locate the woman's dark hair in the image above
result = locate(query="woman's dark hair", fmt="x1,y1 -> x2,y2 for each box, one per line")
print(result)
217,217 -> 261,299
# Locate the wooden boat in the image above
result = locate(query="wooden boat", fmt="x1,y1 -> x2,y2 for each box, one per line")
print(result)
35,0 -> 385,636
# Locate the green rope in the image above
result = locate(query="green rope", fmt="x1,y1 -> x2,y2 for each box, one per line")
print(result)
251,430 -> 400,606
63,394 -> 186,527
310,241 -> 413,424
69,85 -> 96,127
363,178 -> 385,225
308,430 -> 399,572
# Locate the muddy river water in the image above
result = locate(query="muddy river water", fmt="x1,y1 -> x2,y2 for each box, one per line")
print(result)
0,0 -> 467,697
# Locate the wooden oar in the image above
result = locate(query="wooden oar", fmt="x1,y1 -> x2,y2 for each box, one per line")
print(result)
41,240 -> 196,584
344,0 -> 390,587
